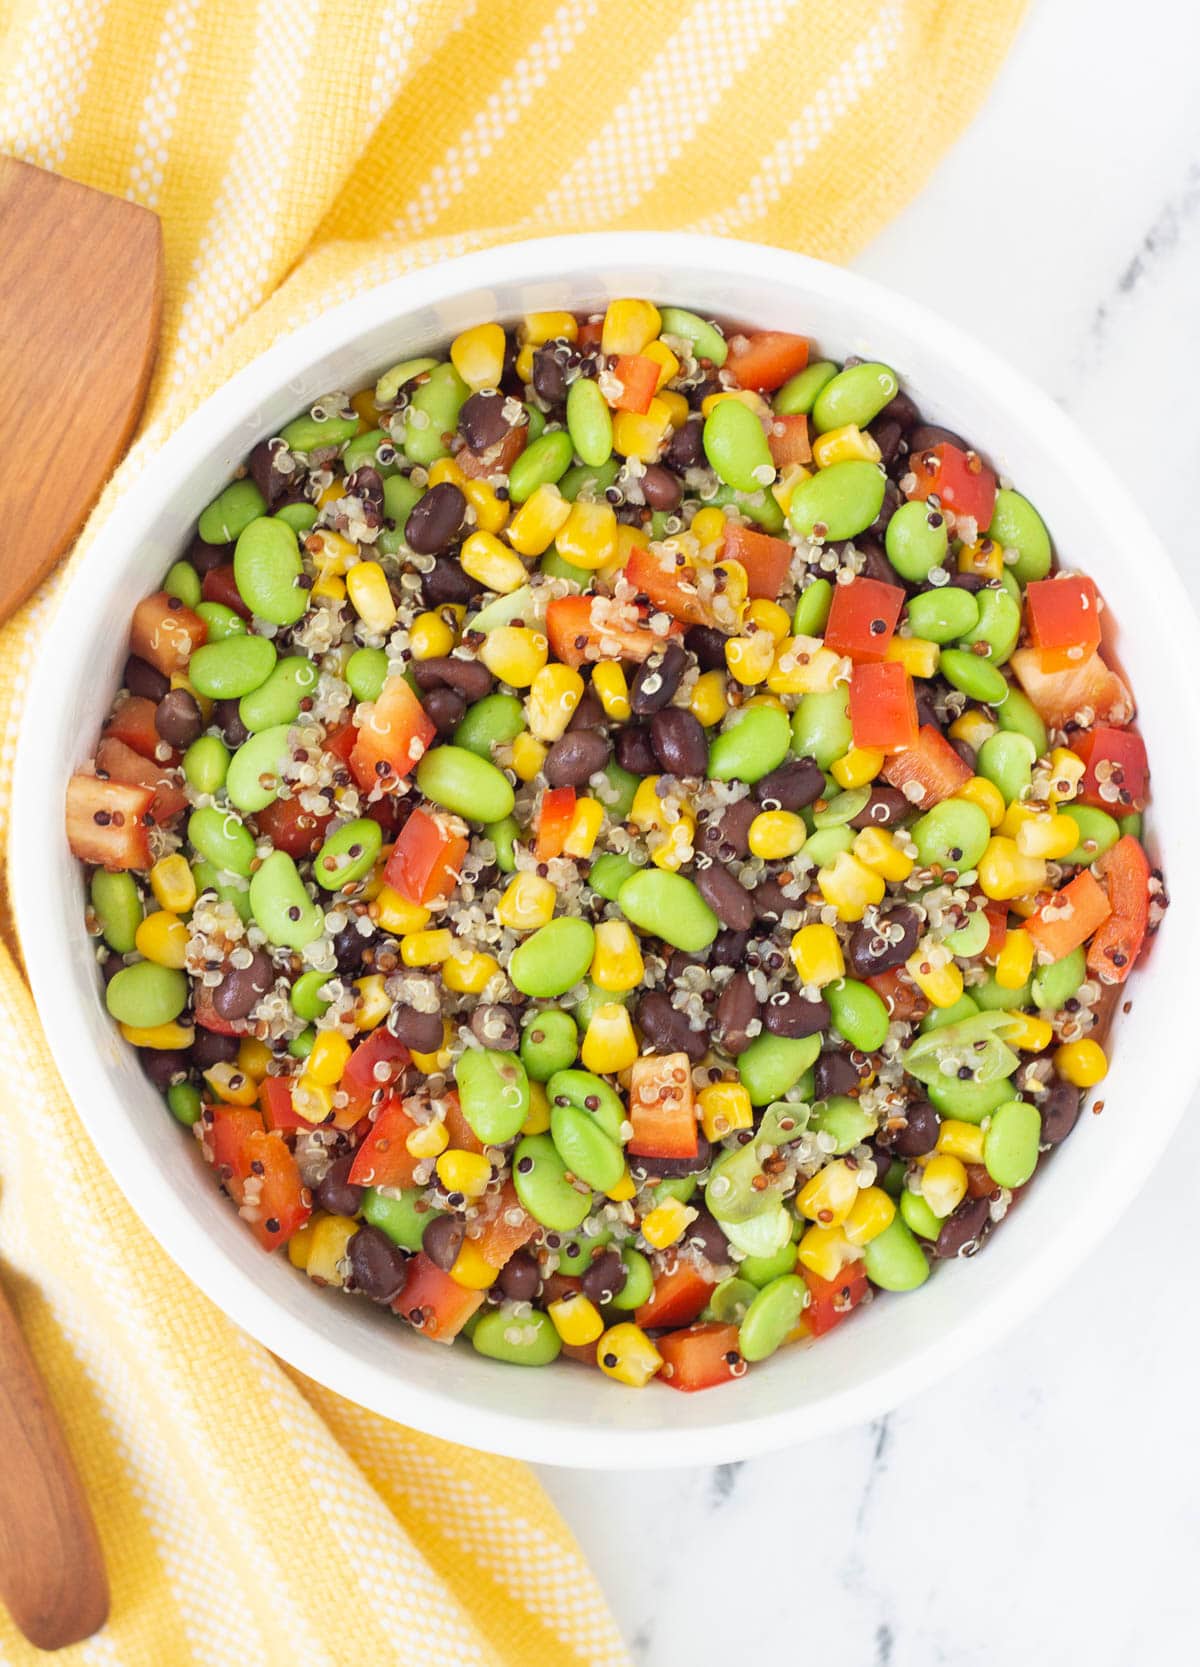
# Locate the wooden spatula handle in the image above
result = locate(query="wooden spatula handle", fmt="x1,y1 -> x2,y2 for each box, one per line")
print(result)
0,1278 -> 108,1650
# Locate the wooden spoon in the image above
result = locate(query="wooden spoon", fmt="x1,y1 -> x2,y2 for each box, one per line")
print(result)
0,155 -> 163,621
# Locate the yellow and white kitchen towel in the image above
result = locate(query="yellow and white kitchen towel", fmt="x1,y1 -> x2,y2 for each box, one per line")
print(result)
0,2 -> 1026,1662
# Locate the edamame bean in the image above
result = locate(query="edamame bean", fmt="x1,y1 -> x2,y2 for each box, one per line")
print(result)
375,356 -> 439,406
905,587 -> 980,644
456,1049 -> 530,1145
280,405 -> 359,454
885,500 -> 948,582
164,559 -> 201,609
863,1215 -> 930,1291
105,960 -> 188,1027
574,978 -> 630,1033
959,586 -> 1021,666
899,1188 -> 942,1241
376,475 -> 423,556
1060,803 -> 1120,866
167,1081 -> 203,1127
507,430 -> 574,503
813,786 -> 871,829
977,730 -> 1036,805
183,734 -> 230,796
559,458 -> 622,502
546,1070 -> 624,1138
926,1071 -> 1014,1123
1031,945 -> 1086,1012
195,601 -> 246,641
812,361 -> 898,433
512,1133 -> 591,1232
192,859 -> 251,922
1119,811 -> 1143,840
789,460 -> 885,541
468,585 -> 547,636
708,705 -> 791,783
189,634 -> 277,700
810,1094 -> 876,1154
711,482 -> 786,534
706,1276 -> 759,1322
362,1187 -> 442,1252
617,870 -> 718,953
188,805 -> 257,876
722,1205 -> 792,1260
983,1099 -> 1041,1189
659,306 -> 728,367
738,1274 -> 807,1363
566,376 -> 613,467
919,991 -> 979,1032
510,917 -> 596,998
401,363 -> 470,468
288,1027 -> 315,1060
198,477 -> 267,545
994,686 -> 1048,759
225,725 -> 292,814
485,814 -> 520,873
773,360 -> 837,416
290,968 -> 332,1021
274,502 -> 318,534
792,577 -> 833,637
556,1228 -> 616,1276
588,851 -> 642,900
790,687 -> 853,770
248,850 -> 326,949
736,1032 -> 821,1106
473,1306 -> 562,1367
520,1009 -> 579,1081
239,656 -> 319,732
739,1237 -> 799,1288
550,1101 -> 624,1191
944,909 -> 991,957
803,824 -> 855,866
345,646 -> 388,703
602,760 -> 640,822
826,977 -> 890,1052
342,428 -> 398,477
911,798 -> 991,871
416,745 -> 515,823
454,694 -> 525,760
973,970 -> 1031,1011
703,399 -> 775,493
607,1245 -> 654,1310
939,647 -> 1009,707
988,488 -> 1051,583
233,518 -> 307,627
313,818 -> 382,890
91,870 -> 142,953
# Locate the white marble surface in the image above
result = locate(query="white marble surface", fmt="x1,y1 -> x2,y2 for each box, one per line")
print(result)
540,2 -> 1200,1659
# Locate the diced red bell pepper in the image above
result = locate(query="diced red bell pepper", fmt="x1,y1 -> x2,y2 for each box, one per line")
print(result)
635,1260 -> 715,1330
322,721 -> 358,765
201,564 -> 251,619
720,521 -> 794,602
193,982 -> 241,1036
349,674 -> 436,793
1009,647 -> 1132,731
623,543 -> 718,627
802,1260 -> 869,1338
626,1052 -> 698,1160
203,1104 -> 263,1185
394,1253 -> 485,1343
258,1075 -> 306,1133
545,594 -> 680,667
766,413 -> 811,470
66,773 -> 154,869
383,805 -> 468,905
441,1090 -> 484,1155
982,898 -> 1009,962
823,576 -> 905,663
102,695 -> 168,760
541,1272 -> 583,1307
96,735 -> 187,826
906,441 -> 997,530
1024,868 -> 1112,964
347,1094 -> 420,1189
340,1031 -> 412,1122
1025,576 -> 1102,671
965,1163 -> 997,1199
864,965 -> 928,1024
201,1105 -> 310,1252
610,354 -> 660,415
1073,726 -> 1148,814
130,591 -> 207,675
255,794 -> 332,859
457,420 -> 527,480
849,661 -> 918,753
1087,835 -> 1152,984
726,331 -> 810,392
535,786 -> 576,861
471,1179 -> 538,1269
576,318 -> 604,350
658,1322 -> 743,1392
880,725 -> 972,810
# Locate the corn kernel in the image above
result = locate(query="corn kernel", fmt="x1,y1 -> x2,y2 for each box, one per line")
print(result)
656,388 -> 690,432
401,928 -> 453,967
346,560 -> 398,634
449,1240 -> 501,1290
689,668 -> 728,727
450,322 -> 506,390
480,625 -> 548,688
831,746 -> 885,790
307,1030 -> 352,1086
118,1019 -> 195,1050
436,1148 -> 492,1200
612,398 -> 671,463
203,1060 -> 259,1107
995,928 -> 1035,990
373,887 -> 431,936
1046,747 -> 1086,805
236,1037 -> 272,1082
615,522 -> 651,563
748,809 -> 807,860
701,387 -> 772,420
496,871 -> 557,931
410,1019 -> 453,1075
796,1158 -> 859,1226
287,1220 -> 316,1270
351,386 -> 381,430
906,940 -> 964,1008
789,923 -> 846,986
885,634 -> 941,679
601,298 -> 661,356
311,571 -> 346,603
590,919 -> 646,993
977,837 -> 1048,902
641,1195 -> 692,1250
443,950 -> 501,994
767,634 -> 845,696
150,853 -> 196,914
592,661 -> 631,721
690,506 -> 727,549
597,1322 -> 663,1387
409,609 -> 456,660
310,528 -> 356,575
548,1291 -> 606,1346
1002,1010 -> 1054,1052
921,1153 -> 968,1218
526,663 -> 584,741
461,474 -> 510,534
771,461 -> 812,516
949,709 -> 997,751
747,598 -> 791,642
726,627 -> 777,685
811,423 -> 882,468
352,973 -> 390,1031
406,1118 -> 449,1159
305,1215 -> 358,1287
698,1081 -> 754,1142
582,1003 -> 639,1074
134,909 -> 188,969
606,1169 -> 636,1202
936,1120 -> 986,1164
817,851 -> 886,922
640,337 -> 680,388
556,500 -> 619,570
515,341 -> 536,384
796,1224 -> 858,1280
460,530 -> 528,595
521,309 -> 578,346
1054,1038 -> 1108,1088
956,775 -> 1006,829
999,801 -> 1035,842
958,536 -> 1004,581
521,1080 -> 552,1135
507,483 -> 572,556
317,480 -> 346,510
1016,811 -> 1080,861
563,796 -> 604,858
843,1186 -> 896,1247
852,826 -> 915,882
511,731 -> 548,781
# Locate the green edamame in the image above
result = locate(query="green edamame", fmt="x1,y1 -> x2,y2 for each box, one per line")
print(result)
191,859 -> 251,923
983,1099 -> 1041,1189
377,476 -> 423,555
375,356 -> 438,406
456,1049 -> 530,1145
911,798 -> 991,872
105,961 -> 188,1027
606,1245 -> 654,1310
791,687 -> 853,770
863,1215 -> 930,1291
711,482 -> 786,534
195,601 -> 246,641
313,818 -> 382,890
288,1028 -> 315,1060
550,1100 -> 624,1191
994,686 -> 1048,758
453,694 -> 526,760
473,1306 -> 562,1367
602,760 -> 640,821
225,725 -> 292,814
546,1070 -> 624,1139
774,360 -> 837,416
239,656 -> 319,732
163,559 -> 201,609
944,909 -> 991,957
703,399 -> 775,493
708,704 -> 791,783
919,991 -> 979,1032
904,586 -> 980,644
362,1187 -> 442,1252
803,825 -> 855,866
188,633 -> 277,700
1031,945 -> 1086,1012
988,488 -> 1052,583
345,646 -> 389,703
290,968 -> 333,1022
959,586 -> 1021,666
812,362 -> 898,433
520,1009 -> 579,1081
274,502 -> 318,534
416,745 -> 515,823
938,648 -> 1009,707
248,850 -> 326,949
512,1134 -> 591,1232
813,787 -> 871,829
182,735 -> 230,797
233,518 -> 307,627
810,1094 -> 876,1154
198,477 -> 267,545
977,730 -> 1036,805
279,405 -> 359,454
789,460 -> 886,542
736,1032 -> 821,1107
900,1187 -> 943,1241
342,429 -> 398,477
705,1277 -> 758,1323
566,376 -> 614,467
188,804 -> 257,876
588,851 -> 642,900
507,430 -> 574,503
90,870 -> 143,953
1060,803 -> 1120,867
926,1071 -> 1014,1123
617,870 -> 718,953
793,577 -> 833,637
559,458 -> 621,503
659,307 -> 728,367
885,500 -> 949,583
739,1236 -> 799,1288
485,815 -> 520,873
826,977 -> 890,1051
166,1081 -> 203,1126
402,364 -> 470,468
510,917 -> 596,998
738,1274 -> 807,1363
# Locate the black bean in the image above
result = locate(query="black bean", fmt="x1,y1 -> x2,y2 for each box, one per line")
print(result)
470,1004 -> 520,1051
664,416 -> 704,471
666,948 -> 700,983
635,991 -> 707,1063
567,686 -> 607,734
348,1226 -> 410,1302
629,640 -> 686,716
498,1248 -> 541,1302
946,571 -> 985,594
186,532 -> 229,575
640,464 -> 683,512
411,655 -> 493,701
650,708 -> 707,776
752,878 -> 796,923
857,537 -> 897,587
813,1050 -> 861,1100
422,1213 -> 465,1271
155,688 -> 204,749
345,467 -> 385,524
682,1207 -> 730,1269
406,483 -> 467,555
684,624 -> 727,672
763,990 -> 830,1039
581,1248 -> 627,1306
248,437 -> 295,508
950,737 -> 977,771
868,416 -> 905,468
933,1197 -> 991,1260
615,725 -> 657,776
423,685 -> 466,736
866,479 -> 901,539
882,1099 -> 940,1157
315,1153 -> 365,1217
531,345 -> 568,405
212,698 -> 249,749
694,863 -> 755,931
686,377 -> 722,410
212,949 -> 276,1021
333,921 -> 368,977
881,389 -> 922,432
714,971 -> 759,1056
754,757 -> 825,811
191,1028 -> 239,1069
124,654 -> 169,702
850,786 -> 911,830
100,954 -> 128,986
1040,1080 -> 1084,1145
710,928 -> 749,968
139,1047 -> 190,1090
615,501 -> 650,528
910,423 -> 970,453
422,555 -> 481,608
629,1136 -> 712,1180
390,1004 -> 447,1053
914,686 -> 941,732
545,729 -> 610,788
698,797 -> 756,861
458,390 -> 511,453
848,906 -> 920,979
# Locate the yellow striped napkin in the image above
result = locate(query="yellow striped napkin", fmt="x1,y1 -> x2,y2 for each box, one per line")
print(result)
0,2 -> 1025,1661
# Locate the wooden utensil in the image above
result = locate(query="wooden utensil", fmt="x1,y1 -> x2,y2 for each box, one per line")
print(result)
0,1277 -> 108,1649
0,154 -> 163,622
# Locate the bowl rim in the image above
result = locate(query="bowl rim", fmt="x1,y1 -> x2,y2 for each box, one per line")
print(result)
14,230 -> 1200,1467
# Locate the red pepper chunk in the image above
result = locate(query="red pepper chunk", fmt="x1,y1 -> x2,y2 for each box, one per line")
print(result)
610,354 -> 660,414
102,695 -> 167,760
802,1261 -> 869,1337
394,1253 -> 484,1344
339,1030 -> 412,1120
635,1261 -> 715,1330
824,576 -> 905,663
348,674 -> 435,793
471,1179 -> 538,1269
384,805 -> 468,905
849,661 -> 918,753
725,330 -> 810,391
346,1094 -> 420,1189
766,412 -> 811,469
1072,726 -> 1148,814
95,736 -> 188,826
129,591 -> 207,675
535,786 -> 576,861
720,522 -> 794,602
1009,647 -> 1132,731
1024,868 -> 1112,965
202,1106 -> 310,1252
65,774 -> 154,870
626,1052 -> 698,1160
1087,835 -> 1152,985
1025,576 -> 1102,670
864,965 -> 928,1025
255,795 -> 332,859
658,1323 -> 744,1392
906,441 -> 997,530
545,594 -> 680,667
880,725 -> 972,810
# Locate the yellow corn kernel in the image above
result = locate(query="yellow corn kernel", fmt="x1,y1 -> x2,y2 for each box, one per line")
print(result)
436,1148 -> 493,1200
956,774 -> 1006,829
995,928 -> 1035,990
1003,1010 -> 1053,1052
852,826 -> 915,883
1054,1038 -> 1108,1088
631,774 -> 689,836
287,1219 -> 316,1270
689,668 -> 728,727
134,909 -> 188,970
831,746 -> 885,790
400,928 -> 453,967
515,341 -> 536,384
410,1020 -> 453,1075
999,801 -> 1036,842
549,1291 -> 606,1346
522,1080 -> 552,1135
305,1215 -> 358,1287
563,796 -> 604,858
351,386 -> 382,430
1046,746 -> 1086,805
811,423 -> 882,468
346,561 -> 398,634
1016,812 -> 1080,861
203,1060 -> 259,1107
748,810 -> 807,861
615,525 -> 651,573
310,528 -> 356,575
352,973 -> 390,1031
936,1120 -> 986,1164
605,1168 -> 636,1202
725,627 -> 777,686
701,387 -> 772,420
905,940 -> 964,1008
507,483 -> 572,556
978,837 -> 1048,902
796,1224 -> 858,1280
590,919 -> 646,993
461,475 -> 510,535
843,1186 -> 896,1248
698,1081 -> 754,1142
612,398 -> 671,463
311,571 -> 346,603
427,458 -> 466,491
150,853 -> 196,914
747,598 -> 791,642
958,536 -> 1004,581
641,1196 -> 692,1251
447,1238 -> 501,1290
771,461 -> 812,517
118,1019 -> 195,1050
236,1037 -> 272,1082
921,1153 -> 968,1218
767,633 -> 844,696
656,388 -> 690,432
582,1003 -> 639,1074
317,480 -> 346,510
460,530 -> 528,595
592,661 -> 631,721
511,731 -> 548,781
450,322 -> 506,390
307,1030 -> 352,1086
480,624 -> 548,688
789,923 -> 845,987
521,309 -> 577,346
409,609 -> 456,660
652,817 -> 696,871
690,506 -> 727,549
443,950 -> 500,995
373,886 -> 431,936
405,1118 -> 449,1159
597,1322 -> 664,1387
556,500 -> 619,571
818,851 -> 887,922
885,634 -> 941,679
796,1158 -> 860,1227
640,337 -> 680,389
601,298 -> 661,356
496,871 -> 557,931
526,663 -> 585,741
950,709 -> 998,753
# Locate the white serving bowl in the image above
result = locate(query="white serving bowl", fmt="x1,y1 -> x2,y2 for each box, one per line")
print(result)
14,234 -> 1200,1466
